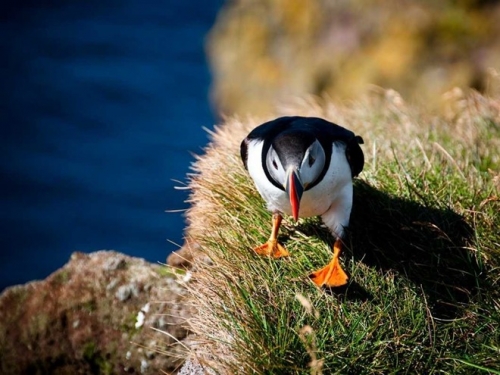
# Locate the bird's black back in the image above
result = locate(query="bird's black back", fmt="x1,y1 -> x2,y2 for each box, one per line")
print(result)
241,116 -> 364,178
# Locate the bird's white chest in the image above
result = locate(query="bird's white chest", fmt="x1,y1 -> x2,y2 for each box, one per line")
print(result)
246,140 -> 352,218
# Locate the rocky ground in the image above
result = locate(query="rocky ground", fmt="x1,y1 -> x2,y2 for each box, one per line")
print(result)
0,250 -> 193,374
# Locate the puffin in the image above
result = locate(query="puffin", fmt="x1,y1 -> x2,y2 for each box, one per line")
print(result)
240,116 -> 364,287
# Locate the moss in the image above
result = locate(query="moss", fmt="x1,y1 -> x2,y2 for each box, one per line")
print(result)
120,311 -> 140,337
53,269 -> 72,285
82,342 -> 113,375
80,299 -> 98,313
29,313 -> 49,338
154,266 -> 185,278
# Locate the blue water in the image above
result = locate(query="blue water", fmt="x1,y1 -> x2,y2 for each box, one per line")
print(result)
0,1 -> 224,291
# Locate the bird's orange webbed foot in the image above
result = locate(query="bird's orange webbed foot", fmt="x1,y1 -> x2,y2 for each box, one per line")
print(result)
309,239 -> 348,287
254,240 -> 290,258
253,212 -> 289,258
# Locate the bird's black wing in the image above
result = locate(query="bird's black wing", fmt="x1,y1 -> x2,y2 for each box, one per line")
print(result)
240,138 -> 250,170
345,135 -> 364,177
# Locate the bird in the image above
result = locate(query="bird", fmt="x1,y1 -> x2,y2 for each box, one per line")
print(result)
240,116 -> 364,287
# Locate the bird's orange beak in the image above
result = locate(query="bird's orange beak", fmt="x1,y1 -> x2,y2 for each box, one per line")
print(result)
285,169 -> 304,221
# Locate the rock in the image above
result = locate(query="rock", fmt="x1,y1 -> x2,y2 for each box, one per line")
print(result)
178,358 -> 211,375
0,250 -> 190,375
177,335 -> 217,375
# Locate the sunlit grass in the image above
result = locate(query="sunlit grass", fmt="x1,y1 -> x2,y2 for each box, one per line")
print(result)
179,90 -> 500,374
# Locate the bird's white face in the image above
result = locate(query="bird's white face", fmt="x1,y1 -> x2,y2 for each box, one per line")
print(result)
266,139 -> 326,189
298,140 -> 326,188
266,146 -> 286,185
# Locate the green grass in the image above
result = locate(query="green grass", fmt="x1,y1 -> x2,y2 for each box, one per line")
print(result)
181,91 -> 500,374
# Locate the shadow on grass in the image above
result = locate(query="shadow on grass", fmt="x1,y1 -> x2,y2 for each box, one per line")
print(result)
343,180 -> 482,318
324,281 -> 374,302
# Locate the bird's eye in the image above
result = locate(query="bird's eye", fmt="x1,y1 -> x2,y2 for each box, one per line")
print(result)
308,154 -> 316,167
272,159 -> 278,169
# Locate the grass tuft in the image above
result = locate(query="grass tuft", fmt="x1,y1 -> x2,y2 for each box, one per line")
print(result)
181,89 -> 500,374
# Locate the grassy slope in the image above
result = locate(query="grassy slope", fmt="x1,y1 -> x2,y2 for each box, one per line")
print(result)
182,90 -> 500,374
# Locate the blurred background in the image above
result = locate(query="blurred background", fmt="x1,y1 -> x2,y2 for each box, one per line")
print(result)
208,0 -> 500,116
1,0 -> 499,291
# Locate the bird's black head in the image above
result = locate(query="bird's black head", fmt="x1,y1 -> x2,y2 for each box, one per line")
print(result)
271,130 -> 315,168
266,130 -> 327,189
265,130 -> 327,220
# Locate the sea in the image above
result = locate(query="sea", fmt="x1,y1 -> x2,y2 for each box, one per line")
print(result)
0,0 -> 224,291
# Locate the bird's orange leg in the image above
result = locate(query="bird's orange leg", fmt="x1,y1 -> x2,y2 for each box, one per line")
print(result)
309,238 -> 348,287
253,213 -> 290,258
